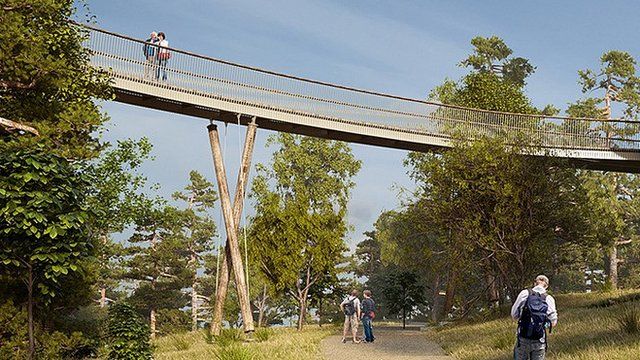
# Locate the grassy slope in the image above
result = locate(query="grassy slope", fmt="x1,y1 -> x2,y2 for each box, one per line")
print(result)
430,291 -> 640,360
154,327 -> 333,360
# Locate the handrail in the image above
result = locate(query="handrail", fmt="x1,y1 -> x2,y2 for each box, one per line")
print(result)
79,22 -> 640,152
76,23 -> 635,124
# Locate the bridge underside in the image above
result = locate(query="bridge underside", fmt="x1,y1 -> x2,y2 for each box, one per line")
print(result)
115,88 -> 640,173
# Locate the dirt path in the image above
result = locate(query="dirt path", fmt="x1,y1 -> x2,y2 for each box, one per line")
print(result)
321,327 -> 452,360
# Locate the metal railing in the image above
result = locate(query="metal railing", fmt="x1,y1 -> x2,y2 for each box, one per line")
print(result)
82,24 -> 640,152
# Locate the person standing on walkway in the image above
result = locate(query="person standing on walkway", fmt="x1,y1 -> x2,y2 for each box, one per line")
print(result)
361,289 -> 376,343
511,275 -> 558,360
142,31 -> 159,79
155,32 -> 170,81
340,289 -> 361,343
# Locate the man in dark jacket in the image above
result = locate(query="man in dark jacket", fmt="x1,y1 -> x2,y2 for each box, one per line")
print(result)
361,290 -> 376,343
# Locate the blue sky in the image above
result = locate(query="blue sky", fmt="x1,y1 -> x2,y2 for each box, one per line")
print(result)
85,0 -> 640,248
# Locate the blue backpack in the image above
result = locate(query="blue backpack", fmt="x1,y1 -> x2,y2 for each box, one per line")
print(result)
517,289 -> 549,340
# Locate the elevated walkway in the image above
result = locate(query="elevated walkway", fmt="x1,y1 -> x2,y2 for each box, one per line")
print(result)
84,25 -> 640,172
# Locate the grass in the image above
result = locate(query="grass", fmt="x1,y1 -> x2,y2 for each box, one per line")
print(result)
429,290 -> 640,360
154,327 -> 333,360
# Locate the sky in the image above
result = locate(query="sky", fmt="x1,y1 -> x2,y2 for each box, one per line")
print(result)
84,0 -> 640,249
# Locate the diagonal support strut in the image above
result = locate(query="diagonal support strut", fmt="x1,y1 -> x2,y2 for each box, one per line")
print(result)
207,117 -> 257,335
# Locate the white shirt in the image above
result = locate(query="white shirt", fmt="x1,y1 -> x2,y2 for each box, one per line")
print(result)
159,39 -> 169,53
340,296 -> 361,315
510,285 -> 558,324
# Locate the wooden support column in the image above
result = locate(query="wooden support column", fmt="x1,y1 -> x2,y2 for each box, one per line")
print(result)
208,118 -> 257,334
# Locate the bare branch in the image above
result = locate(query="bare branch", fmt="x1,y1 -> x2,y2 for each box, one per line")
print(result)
0,117 -> 39,136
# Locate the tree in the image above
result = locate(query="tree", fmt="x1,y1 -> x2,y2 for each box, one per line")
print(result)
0,0 -> 111,159
250,134 -> 361,330
171,170 -> 217,331
123,206 -> 189,338
459,36 -> 535,86
404,136 -> 593,313
567,50 -> 640,289
82,138 -> 155,307
0,147 -> 95,358
377,268 -> 426,329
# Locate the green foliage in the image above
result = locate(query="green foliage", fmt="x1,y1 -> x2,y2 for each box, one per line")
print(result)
156,309 -> 191,335
376,268 -> 426,327
215,328 -> 244,347
0,300 -> 29,358
617,305 -> 640,334
106,303 -> 153,360
214,345 -> 256,360
37,330 -> 97,360
167,334 -> 192,351
250,134 -> 360,329
253,328 -> 274,342
0,0 -> 112,159
459,36 -> 535,86
0,146 -> 95,301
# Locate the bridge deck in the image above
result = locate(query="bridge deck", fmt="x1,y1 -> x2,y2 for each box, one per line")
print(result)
84,25 -> 640,172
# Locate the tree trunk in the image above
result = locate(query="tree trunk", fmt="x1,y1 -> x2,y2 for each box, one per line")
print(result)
257,285 -> 267,328
444,274 -> 456,314
608,244 -> 619,290
150,306 -> 157,339
431,275 -> 442,322
486,273 -> 500,308
402,306 -> 406,329
297,296 -> 307,331
27,264 -> 35,360
100,287 -> 106,308
191,253 -> 198,332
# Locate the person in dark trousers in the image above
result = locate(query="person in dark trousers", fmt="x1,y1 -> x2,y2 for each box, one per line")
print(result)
361,289 -> 376,343
511,275 -> 558,360
155,32 -> 170,81
142,31 -> 159,79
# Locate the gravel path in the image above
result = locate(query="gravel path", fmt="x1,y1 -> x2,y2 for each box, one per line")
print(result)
321,327 -> 452,360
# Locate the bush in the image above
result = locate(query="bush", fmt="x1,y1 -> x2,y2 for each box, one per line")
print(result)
106,303 -> 153,359
617,304 -> 640,334
216,328 -> 244,347
168,334 -> 192,351
156,308 -> 191,335
214,344 -> 255,360
0,301 -> 29,359
253,327 -> 274,342
37,331 -> 97,360
203,329 -> 215,344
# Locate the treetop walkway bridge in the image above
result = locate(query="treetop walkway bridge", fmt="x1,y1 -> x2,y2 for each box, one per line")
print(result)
84,24 -> 640,172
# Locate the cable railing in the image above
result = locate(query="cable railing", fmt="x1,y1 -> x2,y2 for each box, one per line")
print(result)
82,24 -> 640,152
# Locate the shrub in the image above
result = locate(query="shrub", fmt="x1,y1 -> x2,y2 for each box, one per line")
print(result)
617,304 -> 640,334
214,344 -> 255,360
216,328 -> 244,347
156,308 -> 191,335
168,334 -> 192,351
203,328 -> 216,344
253,328 -> 274,342
37,331 -> 97,360
106,303 -> 153,359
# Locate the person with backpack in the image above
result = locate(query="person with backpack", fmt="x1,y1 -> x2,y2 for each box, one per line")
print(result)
360,290 -> 376,343
142,32 -> 159,80
155,32 -> 171,81
340,289 -> 361,343
511,275 -> 558,360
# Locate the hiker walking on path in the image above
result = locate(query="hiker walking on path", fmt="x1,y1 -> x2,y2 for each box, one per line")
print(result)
361,289 -> 376,343
155,32 -> 171,81
511,275 -> 558,360
340,289 -> 361,343
142,31 -> 159,79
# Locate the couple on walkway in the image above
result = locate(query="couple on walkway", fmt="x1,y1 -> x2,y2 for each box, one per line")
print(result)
340,289 -> 376,344
143,31 -> 171,81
